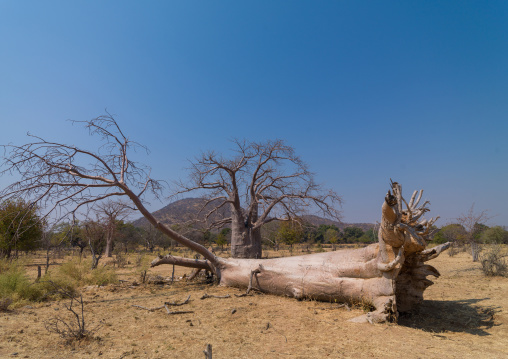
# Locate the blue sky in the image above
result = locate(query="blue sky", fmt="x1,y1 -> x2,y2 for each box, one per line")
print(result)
1,1 -> 507,226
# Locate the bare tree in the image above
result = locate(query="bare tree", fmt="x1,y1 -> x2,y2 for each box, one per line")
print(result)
1,117 -> 450,323
0,115 -> 217,267
83,219 -> 106,269
173,139 -> 342,258
95,200 -> 133,257
456,204 -> 490,262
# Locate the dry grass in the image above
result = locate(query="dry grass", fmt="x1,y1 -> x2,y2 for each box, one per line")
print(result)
0,247 -> 507,358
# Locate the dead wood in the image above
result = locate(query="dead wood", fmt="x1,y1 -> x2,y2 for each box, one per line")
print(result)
132,305 -> 166,312
200,293 -> 231,300
188,268 -> 202,281
165,295 -> 191,306
167,310 -> 194,315
132,305 -> 193,315
203,344 -> 212,359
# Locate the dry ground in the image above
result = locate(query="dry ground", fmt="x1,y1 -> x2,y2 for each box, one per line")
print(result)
0,247 -> 507,358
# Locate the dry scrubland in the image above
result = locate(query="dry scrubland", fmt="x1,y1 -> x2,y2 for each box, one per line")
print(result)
0,246 -> 507,359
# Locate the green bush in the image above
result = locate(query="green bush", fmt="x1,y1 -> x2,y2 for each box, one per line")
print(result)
0,259 -> 46,307
50,258 -> 117,287
0,257 -> 117,310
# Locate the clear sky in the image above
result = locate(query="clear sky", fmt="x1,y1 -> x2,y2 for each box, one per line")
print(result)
1,1 -> 507,226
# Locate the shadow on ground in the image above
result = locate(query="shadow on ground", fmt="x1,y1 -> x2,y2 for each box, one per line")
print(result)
398,298 -> 501,336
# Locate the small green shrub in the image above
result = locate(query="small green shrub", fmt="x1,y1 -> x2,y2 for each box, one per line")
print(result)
0,257 -> 117,310
51,258 -> 117,287
315,243 -> 325,253
0,260 -> 47,307
89,265 -> 117,286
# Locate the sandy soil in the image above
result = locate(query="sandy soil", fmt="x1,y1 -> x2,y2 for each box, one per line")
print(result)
0,249 -> 507,359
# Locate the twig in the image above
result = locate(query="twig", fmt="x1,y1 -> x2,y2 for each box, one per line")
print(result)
164,295 -> 191,306
200,293 -> 231,300
132,305 -> 193,315
132,305 -> 165,312
312,303 -> 350,311
204,344 -> 212,359
234,293 -> 253,298
167,310 -> 194,315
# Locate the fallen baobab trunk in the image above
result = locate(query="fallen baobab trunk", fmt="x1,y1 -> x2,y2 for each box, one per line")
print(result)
152,181 -> 450,323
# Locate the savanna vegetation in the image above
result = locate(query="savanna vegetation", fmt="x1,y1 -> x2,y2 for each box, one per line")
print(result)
0,117 -> 506,358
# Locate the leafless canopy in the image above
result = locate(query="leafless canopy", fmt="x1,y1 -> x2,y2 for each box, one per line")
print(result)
174,139 -> 342,231
1,114 -> 217,264
0,114 -> 160,223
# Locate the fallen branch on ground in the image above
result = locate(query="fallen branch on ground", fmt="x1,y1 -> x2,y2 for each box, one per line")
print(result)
165,295 -> 191,306
200,293 -> 231,300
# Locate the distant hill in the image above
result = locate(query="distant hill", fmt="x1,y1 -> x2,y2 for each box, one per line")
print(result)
132,198 -> 374,231
132,197 -> 230,228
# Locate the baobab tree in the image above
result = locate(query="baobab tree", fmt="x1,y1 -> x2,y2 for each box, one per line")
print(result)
173,139 -> 342,258
0,116 -> 450,323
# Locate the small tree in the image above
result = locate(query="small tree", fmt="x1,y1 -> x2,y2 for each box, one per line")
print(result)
433,224 -> 467,245
276,220 -> 303,253
324,228 -> 340,250
96,200 -> 133,257
456,204 -> 490,262
83,220 -> 106,269
0,199 -> 43,258
40,222 -> 71,273
115,221 -> 143,253
343,226 -> 364,243
215,228 -> 230,252
261,221 -> 282,251
358,228 -> 378,244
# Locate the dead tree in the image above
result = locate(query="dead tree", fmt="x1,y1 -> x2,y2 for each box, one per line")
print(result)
173,139 -> 342,258
83,220 -> 106,269
96,200 -> 133,257
1,116 -> 449,323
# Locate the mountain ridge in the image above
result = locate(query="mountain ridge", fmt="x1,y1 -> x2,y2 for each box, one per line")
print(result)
132,198 -> 375,231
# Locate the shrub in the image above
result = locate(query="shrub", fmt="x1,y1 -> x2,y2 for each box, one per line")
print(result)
479,245 -> 507,277
51,258 -> 117,287
0,259 -> 46,307
44,286 -> 100,341
315,243 -> 325,253
0,257 -> 117,310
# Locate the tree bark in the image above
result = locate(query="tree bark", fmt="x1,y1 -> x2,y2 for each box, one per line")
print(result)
104,231 -> 114,258
231,218 -> 262,259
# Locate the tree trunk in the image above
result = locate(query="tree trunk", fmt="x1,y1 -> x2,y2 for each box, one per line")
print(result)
230,212 -> 262,259
105,236 -> 113,257
470,240 -> 480,262
152,182 -> 449,324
